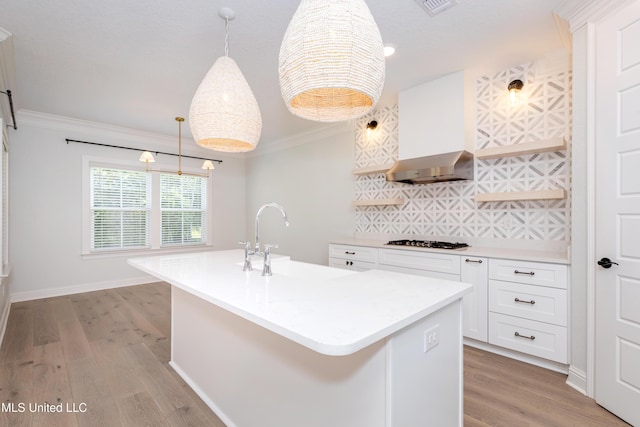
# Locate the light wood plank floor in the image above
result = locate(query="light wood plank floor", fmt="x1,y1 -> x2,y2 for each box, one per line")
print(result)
0,282 -> 630,427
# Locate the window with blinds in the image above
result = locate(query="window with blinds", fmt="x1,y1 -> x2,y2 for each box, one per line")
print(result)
160,174 -> 207,246
90,167 -> 151,250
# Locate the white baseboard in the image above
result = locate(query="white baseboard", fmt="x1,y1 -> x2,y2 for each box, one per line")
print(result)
566,365 -> 588,396
0,292 -> 10,349
10,275 -> 159,302
464,338 -> 569,374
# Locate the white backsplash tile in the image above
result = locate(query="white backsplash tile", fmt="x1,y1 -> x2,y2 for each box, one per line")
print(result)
354,61 -> 572,243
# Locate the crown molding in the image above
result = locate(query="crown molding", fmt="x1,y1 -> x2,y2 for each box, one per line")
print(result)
18,109 -> 177,145
17,110 -> 353,161
17,109 -> 246,159
555,0 -> 631,32
0,27 -> 12,42
247,122 -> 354,158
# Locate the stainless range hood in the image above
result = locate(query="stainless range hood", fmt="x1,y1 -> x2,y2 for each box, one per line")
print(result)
386,150 -> 474,184
388,71 -> 474,185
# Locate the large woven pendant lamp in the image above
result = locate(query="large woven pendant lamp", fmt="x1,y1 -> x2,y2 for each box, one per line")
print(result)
189,7 -> 262,152
279,0 -> 385,122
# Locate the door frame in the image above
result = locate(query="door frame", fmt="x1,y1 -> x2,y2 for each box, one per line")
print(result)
557,0 -> 635,398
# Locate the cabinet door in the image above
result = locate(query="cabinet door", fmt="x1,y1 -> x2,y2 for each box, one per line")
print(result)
461,257 -> 488,342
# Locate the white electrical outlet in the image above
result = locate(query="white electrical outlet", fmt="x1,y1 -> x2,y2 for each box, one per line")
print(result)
424,325 -> 440,352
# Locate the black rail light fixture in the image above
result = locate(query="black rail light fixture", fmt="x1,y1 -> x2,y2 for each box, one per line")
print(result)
66,117 -> 223,175
0,89 -> 17,130
508,79 -> 524,105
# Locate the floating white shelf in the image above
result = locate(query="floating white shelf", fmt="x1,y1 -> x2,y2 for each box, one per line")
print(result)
352,198 -> 404,207
475,137 -> 566,160
351,163 -> 395,175
475,189 -> 566,203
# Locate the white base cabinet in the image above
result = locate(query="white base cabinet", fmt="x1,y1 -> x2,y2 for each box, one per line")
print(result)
461,257 -> 488,342
488,313 -> 568,363
329,244 -> 378,271
487,258 -> 568,363
328,243 -> 569,366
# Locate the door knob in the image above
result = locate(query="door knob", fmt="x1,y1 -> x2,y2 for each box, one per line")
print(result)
597,257 -> 619,269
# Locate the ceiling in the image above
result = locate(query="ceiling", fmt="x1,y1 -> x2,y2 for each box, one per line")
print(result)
0,0 -> 566,147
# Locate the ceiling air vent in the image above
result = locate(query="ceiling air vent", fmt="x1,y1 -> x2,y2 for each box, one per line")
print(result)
415,0 -> 458,16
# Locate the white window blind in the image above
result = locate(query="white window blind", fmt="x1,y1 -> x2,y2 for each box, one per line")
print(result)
90,167 -> 150,250
160,174 -> 207,246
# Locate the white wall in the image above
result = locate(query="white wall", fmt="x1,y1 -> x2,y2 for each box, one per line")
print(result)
8,112 -> 246,301
245,124 -> 355,266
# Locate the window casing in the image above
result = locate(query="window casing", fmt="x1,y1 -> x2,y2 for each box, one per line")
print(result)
83,157 -> 212,255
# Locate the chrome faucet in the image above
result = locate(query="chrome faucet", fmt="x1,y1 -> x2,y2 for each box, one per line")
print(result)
238,240 -> 253,271
254,203 -> 290,255
262,244 -> 277,276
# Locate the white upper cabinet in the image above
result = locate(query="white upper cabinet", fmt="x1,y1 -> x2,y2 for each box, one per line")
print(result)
398,70 -> 474,160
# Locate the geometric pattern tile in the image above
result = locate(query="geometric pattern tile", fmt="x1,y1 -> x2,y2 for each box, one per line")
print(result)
354,62 -> 572,242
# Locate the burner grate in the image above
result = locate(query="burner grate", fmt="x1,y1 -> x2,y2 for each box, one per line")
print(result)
385,239 -> 469,250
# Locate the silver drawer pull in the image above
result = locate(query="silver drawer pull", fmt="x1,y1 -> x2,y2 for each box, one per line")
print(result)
514,298 -> 536,305
514,332 -> 535,340
345,251 -> 356,255
514,270 -> 535,276
465,258 -> 483,264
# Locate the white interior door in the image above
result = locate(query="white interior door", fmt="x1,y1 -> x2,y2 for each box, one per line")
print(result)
595,2 -> 640,425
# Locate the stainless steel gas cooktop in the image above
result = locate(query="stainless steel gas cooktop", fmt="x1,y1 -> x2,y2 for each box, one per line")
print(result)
385,239 -> 469,250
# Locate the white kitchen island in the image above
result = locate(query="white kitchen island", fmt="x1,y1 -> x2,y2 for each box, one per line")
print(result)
128,249 -> 472,427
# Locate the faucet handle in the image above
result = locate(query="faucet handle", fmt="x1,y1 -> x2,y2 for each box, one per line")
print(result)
238,241 -> 253,272
263,243 -> 278,252
238,240 -> 252,252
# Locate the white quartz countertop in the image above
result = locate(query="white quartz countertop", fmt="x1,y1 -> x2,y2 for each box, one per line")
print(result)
330,239 -> 570,264
128,249 -> 471,357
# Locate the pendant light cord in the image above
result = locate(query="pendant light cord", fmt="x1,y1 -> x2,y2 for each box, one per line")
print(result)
224,17 -> 230,57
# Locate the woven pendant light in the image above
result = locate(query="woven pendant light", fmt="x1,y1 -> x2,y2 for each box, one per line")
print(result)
279,0 -> 385,122
189,8 -> 262,152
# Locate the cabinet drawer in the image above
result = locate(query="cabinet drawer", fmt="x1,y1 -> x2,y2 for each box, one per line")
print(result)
329,244 -> 378,263
488,259 -> 567,289
328,258 -> 377,272
489,280 -> 567,326
488,313 -> 567,363
378,248 -> 460,275
375,263 -> 460,282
